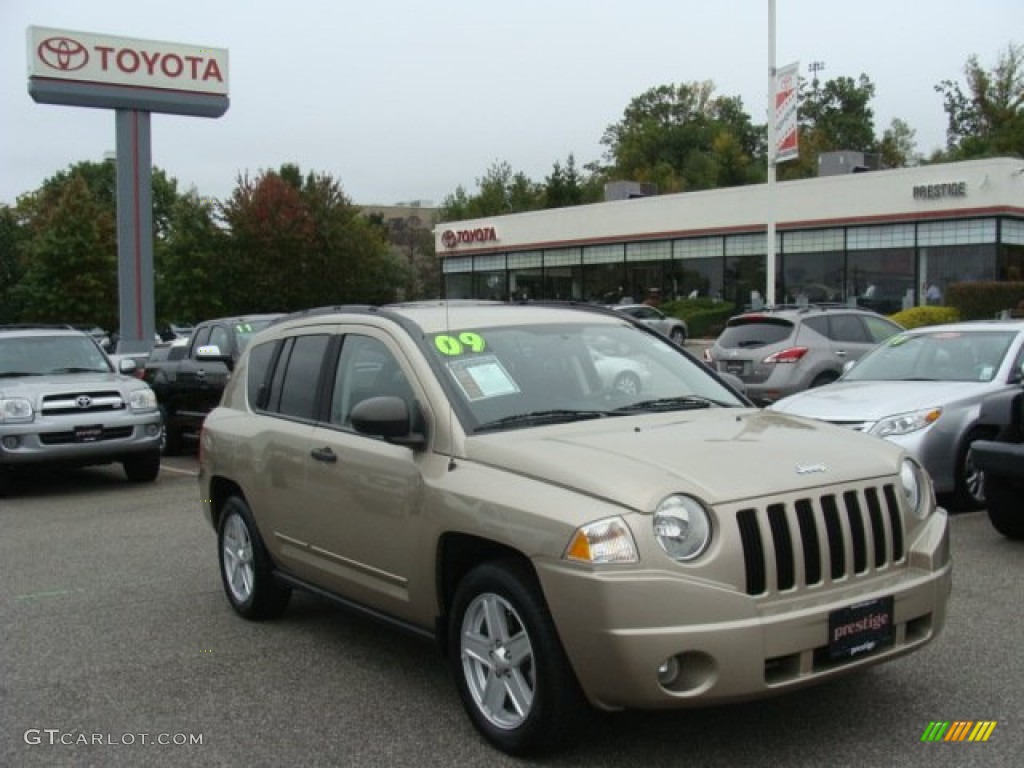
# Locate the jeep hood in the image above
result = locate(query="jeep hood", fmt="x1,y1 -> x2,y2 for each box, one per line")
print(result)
464,408 -> 902,510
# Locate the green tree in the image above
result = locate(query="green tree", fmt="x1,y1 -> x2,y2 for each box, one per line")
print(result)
779,74 -> 878,180
13,173 -> 118,328
935,42 -> 1024,159
599,81 -> 765,193
0,205 -> 24,323
439,160 -> 542,221
878,118 -> 921,169
542,154 -> 602,208
156,191 -> 226,325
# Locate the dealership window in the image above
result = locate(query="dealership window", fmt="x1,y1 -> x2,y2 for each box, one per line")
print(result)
724,233 -> 770,307
626,241 -> 670,300
582,244 -> 626,303
999,219 -> 1024,281
472,253 -> 507,300
918,219 -> 997,302
671,237 -> 724,299
780,229 -> 845,304
442,256 -> 473,298
542,248 -> 582,300
508,251 -> 542,300
846,224 -> 915,312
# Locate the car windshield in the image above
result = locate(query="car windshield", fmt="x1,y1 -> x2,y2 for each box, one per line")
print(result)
844,330 -> 1016,383
426,322 -> 746,433
0,335 -> 112,376
234,319 -> 277,351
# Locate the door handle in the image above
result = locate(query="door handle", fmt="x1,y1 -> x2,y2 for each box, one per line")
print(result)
310,447 -> 337,463
834,350 -> 847,357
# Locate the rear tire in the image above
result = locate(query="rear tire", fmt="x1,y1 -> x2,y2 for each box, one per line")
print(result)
160,406 -> 182,456
218,496 -> 291,620
986,474 -> 1024,539
448,559 -> 585,756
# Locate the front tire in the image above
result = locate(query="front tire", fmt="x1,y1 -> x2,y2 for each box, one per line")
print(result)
159,406 -> 182,456
986,473 -> 1024,539
951,431 -> 989,512
123,451 -> 160,483
218,496 -> 291,620
448,560 -> 584,756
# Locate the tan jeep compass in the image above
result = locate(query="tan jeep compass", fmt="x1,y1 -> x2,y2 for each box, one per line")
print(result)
199,301 -> 951,755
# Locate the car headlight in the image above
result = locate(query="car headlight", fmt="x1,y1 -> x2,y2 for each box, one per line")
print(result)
0,397 -> 34,423
870,408 -> 942,438
128,388 -> 158,411
653,495 -> 712,562
900,458 -> 930,520
565,516 -> 638,564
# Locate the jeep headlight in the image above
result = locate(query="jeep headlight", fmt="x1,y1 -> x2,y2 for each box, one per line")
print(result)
900,458 -> 930,520
128,388 -> 158,411
654,495 -> 712,562
870,408 -> 941,438
0,397 -> 34,423
565,516 -> 638,564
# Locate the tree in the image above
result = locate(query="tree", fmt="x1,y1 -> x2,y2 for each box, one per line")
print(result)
598,81 -> 765,193
935,42 -> 1024,159
878,118 -> 921,169
0,205 -> 23,323
218,166 -> 406,312
155,191 -> 226,324
779,74 -> 878,180
13,173 -> 118,328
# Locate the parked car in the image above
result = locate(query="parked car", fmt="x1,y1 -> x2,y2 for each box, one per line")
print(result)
612,304 -> 688,344
770,320 -> 1024,511
200,301 -> 950,755
0,324 -> 161,495
970,367 -> 1024,538
706,305 -> 904,405
144,314 -> 283,454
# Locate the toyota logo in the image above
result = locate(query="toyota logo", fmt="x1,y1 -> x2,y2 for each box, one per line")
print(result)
75,395 -> 93,408
38,36 -> 89,72
441,230 -> 458,249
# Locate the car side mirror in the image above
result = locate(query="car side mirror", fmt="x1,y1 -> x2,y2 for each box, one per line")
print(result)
118,357 -> 137,375
196,344 -> 234,371
350,396 -> 426,449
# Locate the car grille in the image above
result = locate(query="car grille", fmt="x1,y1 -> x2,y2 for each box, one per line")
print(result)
39,426 -> 135,445
734,483 -> 905,596
41,391 -> 126,415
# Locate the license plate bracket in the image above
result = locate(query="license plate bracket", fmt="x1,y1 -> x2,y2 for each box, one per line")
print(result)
74,424 -> 104,443
828,596 -> 894,660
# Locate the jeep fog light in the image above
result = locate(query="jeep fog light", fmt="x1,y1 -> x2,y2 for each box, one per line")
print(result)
654,495 -> 711,561
657,656 -> 680,686
2,435 -> 19,450
565,517 -> 638,564
900,458 -> 929,519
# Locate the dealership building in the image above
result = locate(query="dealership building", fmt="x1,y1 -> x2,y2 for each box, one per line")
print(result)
434,156 -> 1024,314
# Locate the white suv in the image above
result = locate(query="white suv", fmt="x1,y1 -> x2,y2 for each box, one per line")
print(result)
0,325 -> 162,495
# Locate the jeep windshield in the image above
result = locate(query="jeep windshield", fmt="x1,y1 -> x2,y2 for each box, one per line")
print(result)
427,322 -> 747,433
0,335 -> 112,377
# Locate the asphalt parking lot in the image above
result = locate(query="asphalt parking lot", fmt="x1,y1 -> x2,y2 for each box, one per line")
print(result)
1,457 -> 1021,768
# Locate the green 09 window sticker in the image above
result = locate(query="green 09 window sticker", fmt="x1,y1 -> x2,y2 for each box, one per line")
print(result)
433,332 -> 486,356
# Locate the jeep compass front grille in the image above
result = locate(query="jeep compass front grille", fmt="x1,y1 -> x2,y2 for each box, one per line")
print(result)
736,483 -> 905,595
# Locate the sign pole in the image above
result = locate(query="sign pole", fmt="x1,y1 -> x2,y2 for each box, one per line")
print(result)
766,0 -> 777,307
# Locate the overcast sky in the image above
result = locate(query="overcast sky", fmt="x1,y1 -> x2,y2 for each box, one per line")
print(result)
2,1 -> 1021,208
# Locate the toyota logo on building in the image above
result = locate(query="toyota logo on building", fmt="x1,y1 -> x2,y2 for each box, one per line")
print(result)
441,226 -> 498,250
441,230 -> 458,249
38,36 -> 89,72
75,395 -> 93,409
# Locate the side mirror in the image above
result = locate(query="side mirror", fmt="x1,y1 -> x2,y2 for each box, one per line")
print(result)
118,357 -> 137,375
196,344 -> 234,371
350,396 -> 426,449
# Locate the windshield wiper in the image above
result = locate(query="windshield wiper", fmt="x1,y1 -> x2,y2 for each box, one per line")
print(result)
0,371 -> 42,378
613,395 -> 723,413
475,409 -> 621,432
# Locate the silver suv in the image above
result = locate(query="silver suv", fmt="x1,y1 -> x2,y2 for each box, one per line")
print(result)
707,306 -> 903,405
0,325 -> 162,495
200,302 -> 949,755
